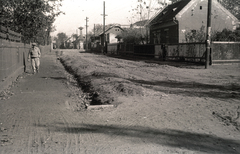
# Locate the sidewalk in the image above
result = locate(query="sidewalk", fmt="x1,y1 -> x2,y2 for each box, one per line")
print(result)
0,54 -> 78,153
1,53 -> 70,101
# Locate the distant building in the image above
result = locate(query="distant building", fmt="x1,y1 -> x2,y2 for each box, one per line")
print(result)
73,35 -> 85,49
63,34 -> 85,49
131,20 -> 148,29
146,0 -> 239,44
99,25 -> 124,45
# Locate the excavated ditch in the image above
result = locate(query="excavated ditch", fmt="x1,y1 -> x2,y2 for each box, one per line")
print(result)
60,58 -> 111,106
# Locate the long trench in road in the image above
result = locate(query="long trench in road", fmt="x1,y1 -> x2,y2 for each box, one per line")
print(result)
60,58 -> 104,106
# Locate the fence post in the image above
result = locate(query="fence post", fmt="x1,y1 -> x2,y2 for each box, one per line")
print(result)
6,27 -> 9,40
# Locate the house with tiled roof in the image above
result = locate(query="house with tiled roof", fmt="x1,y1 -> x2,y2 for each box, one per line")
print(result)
146,0 -> 239,44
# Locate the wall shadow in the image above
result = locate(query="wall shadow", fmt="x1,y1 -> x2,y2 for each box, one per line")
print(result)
36,123 -> 240,153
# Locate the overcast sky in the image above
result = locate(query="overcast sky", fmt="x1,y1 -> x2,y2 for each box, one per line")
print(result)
51,0 -> 137,37
51,0 -> 171,37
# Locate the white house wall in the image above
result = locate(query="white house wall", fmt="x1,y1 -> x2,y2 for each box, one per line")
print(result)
109,33 -> 118,43
177,0 -> 239,43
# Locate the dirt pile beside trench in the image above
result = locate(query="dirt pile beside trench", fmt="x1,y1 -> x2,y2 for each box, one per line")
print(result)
60,54 -> 148,105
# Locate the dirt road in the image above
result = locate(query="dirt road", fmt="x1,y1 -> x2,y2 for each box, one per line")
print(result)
0,50 -> 240,153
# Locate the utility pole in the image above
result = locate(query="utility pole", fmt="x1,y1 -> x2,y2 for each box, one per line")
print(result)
94,24 -> 96,36
205,0 -> 212,69
101,1 -> 107,48
85,17 -> 89,50
78,27 -> 83,49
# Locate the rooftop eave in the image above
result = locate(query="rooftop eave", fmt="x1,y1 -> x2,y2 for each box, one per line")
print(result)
145,5 -> 169,27
149,18 -> 177,27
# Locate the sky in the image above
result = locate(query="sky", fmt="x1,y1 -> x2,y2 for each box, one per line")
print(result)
51,0 -> 138,37
51,0 -> 170,37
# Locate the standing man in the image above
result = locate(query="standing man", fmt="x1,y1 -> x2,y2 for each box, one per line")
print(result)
28,43 -> 41,74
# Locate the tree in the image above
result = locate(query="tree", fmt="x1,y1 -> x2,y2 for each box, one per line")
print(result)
0,0 -> 63,44
128,0 -> 167,24
218,0 -> 240,20
212,28 -> 240,41
120,28 -> 146,44
185,26 -> 206,43
184,26 -> 240,42
56,32 -> 68,49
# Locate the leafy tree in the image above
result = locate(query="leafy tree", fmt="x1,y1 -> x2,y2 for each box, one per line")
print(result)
121,27 -> 146,44
218,0 -> 240,20
212,28 -> 240,41
56,32 -> 68,49
185,26 -> 206,43
128,0 -> 166,23
0,0 -> 63,44
185,26 -> 240,42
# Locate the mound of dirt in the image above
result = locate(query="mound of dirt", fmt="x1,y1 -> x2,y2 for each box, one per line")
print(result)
60,56 -> 145,105
113,82 -> 144,96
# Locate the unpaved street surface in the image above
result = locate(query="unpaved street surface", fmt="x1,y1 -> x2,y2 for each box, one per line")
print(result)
1,50 -> 240,153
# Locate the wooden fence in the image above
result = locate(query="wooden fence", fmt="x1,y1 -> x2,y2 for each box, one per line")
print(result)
0,25 -> 51,92
106,42 -> 240,64
0,39 -> 30,92
133,42 -> 206,63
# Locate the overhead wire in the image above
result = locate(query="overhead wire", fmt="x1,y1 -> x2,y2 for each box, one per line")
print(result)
78,0 -> 162,32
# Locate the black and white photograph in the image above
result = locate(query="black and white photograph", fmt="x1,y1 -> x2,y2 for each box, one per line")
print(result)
1,0 -> 240,153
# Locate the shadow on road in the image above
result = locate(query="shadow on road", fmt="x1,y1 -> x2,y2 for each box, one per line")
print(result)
37,123 -> 240,153
108,55 -> 204,69
41,77 -> 67,80
128,79 -> 240,99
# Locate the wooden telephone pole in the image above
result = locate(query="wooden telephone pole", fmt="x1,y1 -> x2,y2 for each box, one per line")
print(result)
85,17 -> 89,50
205,0 -> 212,69
101,1 -> 107,52
101,1 -> 107,48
